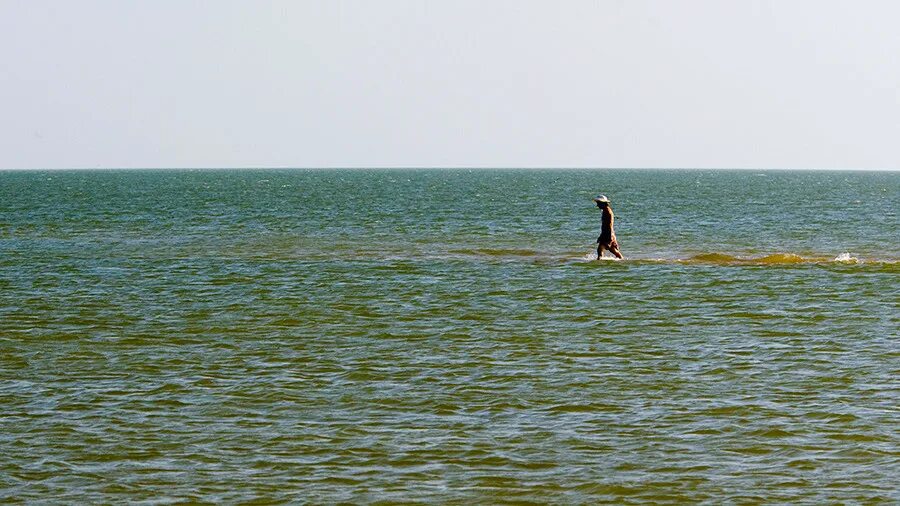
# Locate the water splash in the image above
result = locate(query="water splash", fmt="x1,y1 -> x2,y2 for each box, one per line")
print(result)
581,251 -> 622,261
833,252 -> 859,263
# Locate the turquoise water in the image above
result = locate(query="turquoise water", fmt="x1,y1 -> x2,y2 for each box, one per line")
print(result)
1,169 -> 897,503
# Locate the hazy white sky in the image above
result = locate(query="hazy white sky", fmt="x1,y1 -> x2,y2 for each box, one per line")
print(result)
2,0 -> 899,169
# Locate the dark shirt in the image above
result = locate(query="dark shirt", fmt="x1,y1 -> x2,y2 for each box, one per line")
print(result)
598,207 -> 616,245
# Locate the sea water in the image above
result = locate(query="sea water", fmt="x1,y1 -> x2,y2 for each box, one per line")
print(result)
0,169 -> 897,502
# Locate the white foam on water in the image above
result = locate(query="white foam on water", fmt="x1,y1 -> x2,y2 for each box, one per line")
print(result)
580,251 -> 623,262
833,252 -> 859,263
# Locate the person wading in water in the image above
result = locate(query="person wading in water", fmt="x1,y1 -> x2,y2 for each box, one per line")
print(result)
594,195 -> 623,259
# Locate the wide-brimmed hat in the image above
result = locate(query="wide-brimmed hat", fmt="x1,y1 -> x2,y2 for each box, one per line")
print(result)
593,195 -> 610,203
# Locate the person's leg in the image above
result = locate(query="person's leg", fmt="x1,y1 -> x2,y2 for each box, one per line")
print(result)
596,244 -> 605,259
609,245 -> 623,259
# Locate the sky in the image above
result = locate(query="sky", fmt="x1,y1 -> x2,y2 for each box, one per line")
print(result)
1,0 -> 899,169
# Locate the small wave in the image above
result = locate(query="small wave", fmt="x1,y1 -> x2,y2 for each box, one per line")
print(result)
685,252 -> 813,264
690,253 -> 739,263
436,248 -> 887,266
578,251 -> 879,266
682,252 -> 869,265
689,253 -> 808,264
450,247 -> 540,257
758,253 -> 806,264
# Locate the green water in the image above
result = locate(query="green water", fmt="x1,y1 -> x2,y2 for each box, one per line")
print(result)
1,169 -> 898,503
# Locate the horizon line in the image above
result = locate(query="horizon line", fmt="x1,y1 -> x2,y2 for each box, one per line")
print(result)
1,166 -> 898,172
